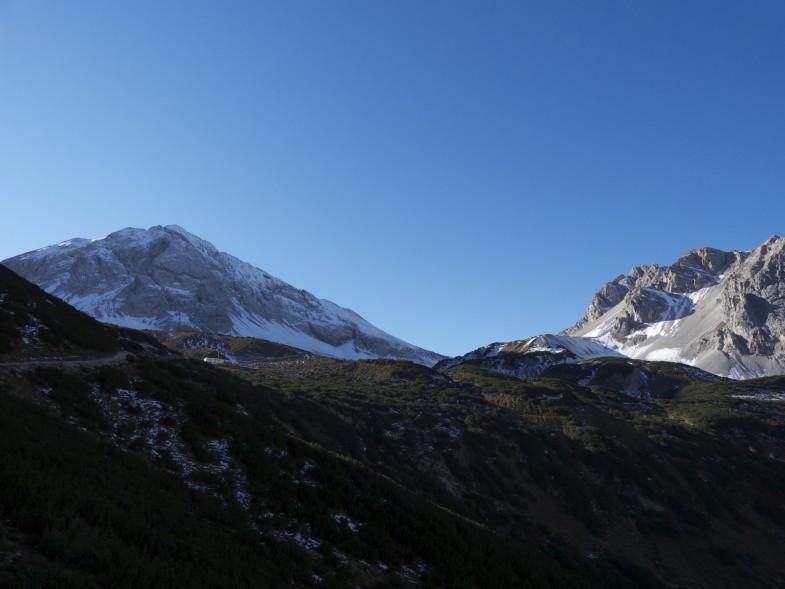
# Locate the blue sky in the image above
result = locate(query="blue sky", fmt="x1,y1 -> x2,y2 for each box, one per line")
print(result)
1,1 -> 784,357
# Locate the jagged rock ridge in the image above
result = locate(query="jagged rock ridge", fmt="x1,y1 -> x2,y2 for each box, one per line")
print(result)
563,236 -> 785,379
2,225 -> 443,365
439,236 -> 785,381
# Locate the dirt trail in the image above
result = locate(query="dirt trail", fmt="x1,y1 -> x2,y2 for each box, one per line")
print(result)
0,351 -> 129,370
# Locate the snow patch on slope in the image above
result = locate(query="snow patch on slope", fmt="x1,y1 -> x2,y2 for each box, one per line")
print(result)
4,225 -> 444,366
437,333 -> 623,376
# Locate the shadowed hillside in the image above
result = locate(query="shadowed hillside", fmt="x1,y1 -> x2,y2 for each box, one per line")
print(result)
2,265 -> 785,587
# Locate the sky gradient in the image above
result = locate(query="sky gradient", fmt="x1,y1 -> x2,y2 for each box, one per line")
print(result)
2,1 -> 784,357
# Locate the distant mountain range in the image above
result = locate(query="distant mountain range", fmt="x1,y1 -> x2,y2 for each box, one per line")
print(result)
4,227 -> 785,380
442,236 -> 785,380
2,225 -> 442,366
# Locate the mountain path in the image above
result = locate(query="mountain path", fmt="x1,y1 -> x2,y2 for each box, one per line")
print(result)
0,351 -> 129,370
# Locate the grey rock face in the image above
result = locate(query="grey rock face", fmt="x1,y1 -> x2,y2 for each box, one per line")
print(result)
3,225 -> 443,366
570,247 -> 746,334
564,236 -> 785,379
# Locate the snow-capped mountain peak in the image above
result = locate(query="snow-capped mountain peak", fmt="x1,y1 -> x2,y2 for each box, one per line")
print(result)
4,225 -> 443,366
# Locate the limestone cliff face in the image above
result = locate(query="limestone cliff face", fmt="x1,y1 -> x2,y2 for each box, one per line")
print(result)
3,225 -> 443,366
569,248 -> 746,333
564,237 -> 785,378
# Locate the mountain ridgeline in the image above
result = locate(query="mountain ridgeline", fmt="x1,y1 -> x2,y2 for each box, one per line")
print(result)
6,227 -> 785,380
2,225 -> 442,366
563,236 -> 785,378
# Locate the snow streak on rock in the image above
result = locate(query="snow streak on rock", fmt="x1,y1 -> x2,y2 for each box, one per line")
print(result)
564,237 -> 785,379
3,225 -> 443,366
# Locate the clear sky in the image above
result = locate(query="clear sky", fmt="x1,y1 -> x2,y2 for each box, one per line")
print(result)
1,1 -> 784,357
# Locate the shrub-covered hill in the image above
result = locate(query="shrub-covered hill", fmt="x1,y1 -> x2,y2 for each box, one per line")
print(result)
3,265 -> 785,587
237,358 -> 785,588
0,267 -> 635,587
1,356 -> 648,588
0,263 -> 165,360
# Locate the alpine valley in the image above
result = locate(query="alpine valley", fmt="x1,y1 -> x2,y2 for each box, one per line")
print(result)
2,230 -> 785,587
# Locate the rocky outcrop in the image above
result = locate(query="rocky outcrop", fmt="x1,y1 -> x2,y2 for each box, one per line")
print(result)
564,236 -> 785,379
435,334 -> 623,379
569,247 -> 746,334
3,225 -> 443,366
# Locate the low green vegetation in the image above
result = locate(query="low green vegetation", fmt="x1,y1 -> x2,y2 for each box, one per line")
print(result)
0,390 -> 299,588
2,266 -> 785,587
1,355 -> 647,588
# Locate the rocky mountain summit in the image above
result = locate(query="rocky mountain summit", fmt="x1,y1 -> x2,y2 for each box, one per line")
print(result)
439,236 -> 785,380
2,225 -> 442,365
563,236 -> 785,378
